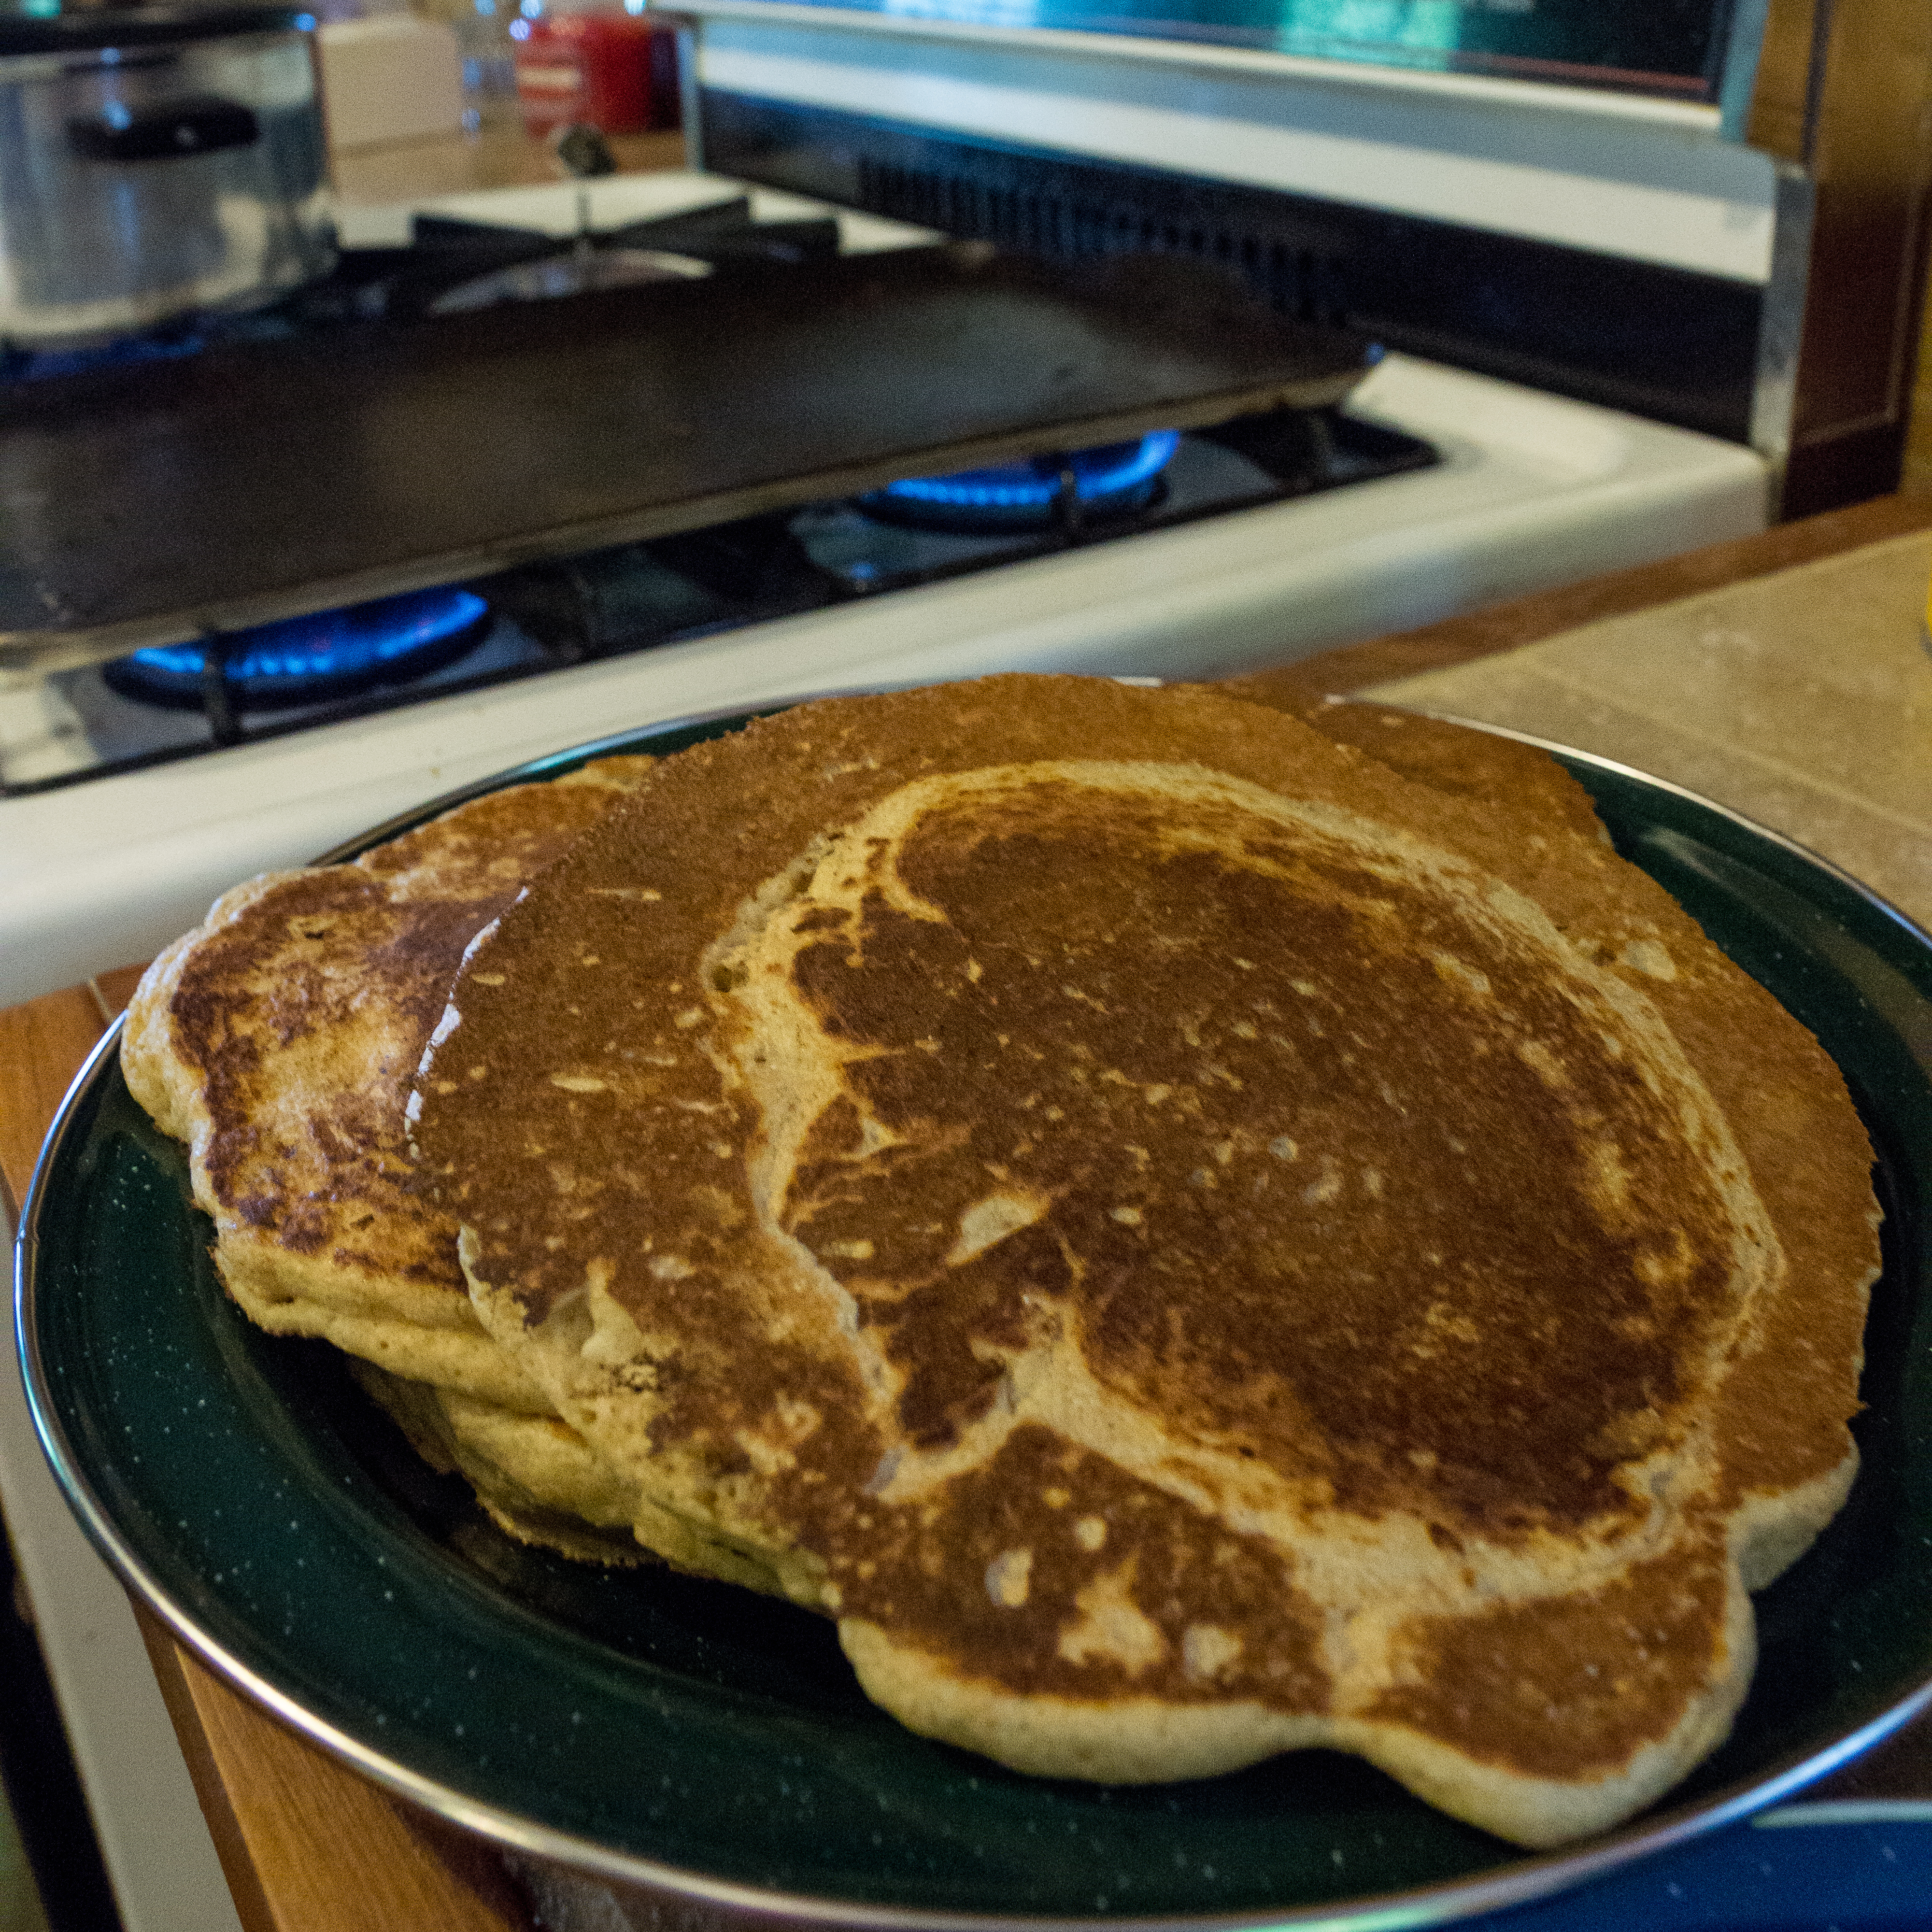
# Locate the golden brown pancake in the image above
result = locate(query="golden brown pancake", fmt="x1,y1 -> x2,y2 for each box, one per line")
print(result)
347,1361 -> 649,1566
411,676 -> 1878,1847
1209,681 -> 1610,841
1296,698 -> 1610,842
121,757 -> 657,1543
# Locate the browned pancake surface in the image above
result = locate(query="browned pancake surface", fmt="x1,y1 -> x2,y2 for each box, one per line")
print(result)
413,678 -> 1877,1841
1295,698 -> 1609,841
765,772 -> 1729,1537
123,758 -> 655,1392
170,859 -> 476,1287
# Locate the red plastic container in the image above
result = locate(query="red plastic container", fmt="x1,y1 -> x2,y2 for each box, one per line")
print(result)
511,11 -> 678,137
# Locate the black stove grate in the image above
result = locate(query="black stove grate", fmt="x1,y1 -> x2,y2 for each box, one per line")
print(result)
299,197 -> 844,325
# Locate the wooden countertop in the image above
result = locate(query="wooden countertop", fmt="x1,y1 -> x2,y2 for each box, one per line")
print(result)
6,491 -> 1932,1930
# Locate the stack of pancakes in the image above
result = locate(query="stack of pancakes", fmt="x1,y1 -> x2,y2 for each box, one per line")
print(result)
125,677 -> 1880,1849
122,759 -> 659,1562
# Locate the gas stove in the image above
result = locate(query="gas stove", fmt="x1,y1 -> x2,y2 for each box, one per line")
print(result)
8,398 -> 1433,778
1,170 -> 1429,779
0,169 -> 1766,1011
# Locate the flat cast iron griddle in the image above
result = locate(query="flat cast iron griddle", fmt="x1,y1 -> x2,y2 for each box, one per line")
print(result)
0,244 -> 1373,676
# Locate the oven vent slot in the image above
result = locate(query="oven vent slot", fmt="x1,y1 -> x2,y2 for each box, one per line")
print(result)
853,156 -> 1348,328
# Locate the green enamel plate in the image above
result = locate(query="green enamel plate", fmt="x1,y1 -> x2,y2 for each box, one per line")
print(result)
17,711 -> 1932,1928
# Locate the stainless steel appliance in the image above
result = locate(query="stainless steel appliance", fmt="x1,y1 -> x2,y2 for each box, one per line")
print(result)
0,2 -> 334,349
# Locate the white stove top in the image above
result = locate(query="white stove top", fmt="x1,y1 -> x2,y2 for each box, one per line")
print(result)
0,178 -> 1766,1009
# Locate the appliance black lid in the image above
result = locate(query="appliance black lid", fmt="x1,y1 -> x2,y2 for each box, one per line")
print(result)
0,4 -> 309,57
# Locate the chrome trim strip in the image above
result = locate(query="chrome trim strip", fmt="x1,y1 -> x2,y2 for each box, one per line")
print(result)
16,718 -> 1932,1928
1716,0 -> 1772,143
1748,164 -> 1816,499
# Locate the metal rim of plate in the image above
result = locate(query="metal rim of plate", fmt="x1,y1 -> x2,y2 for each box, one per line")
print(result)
14,706 -> 1932,1931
